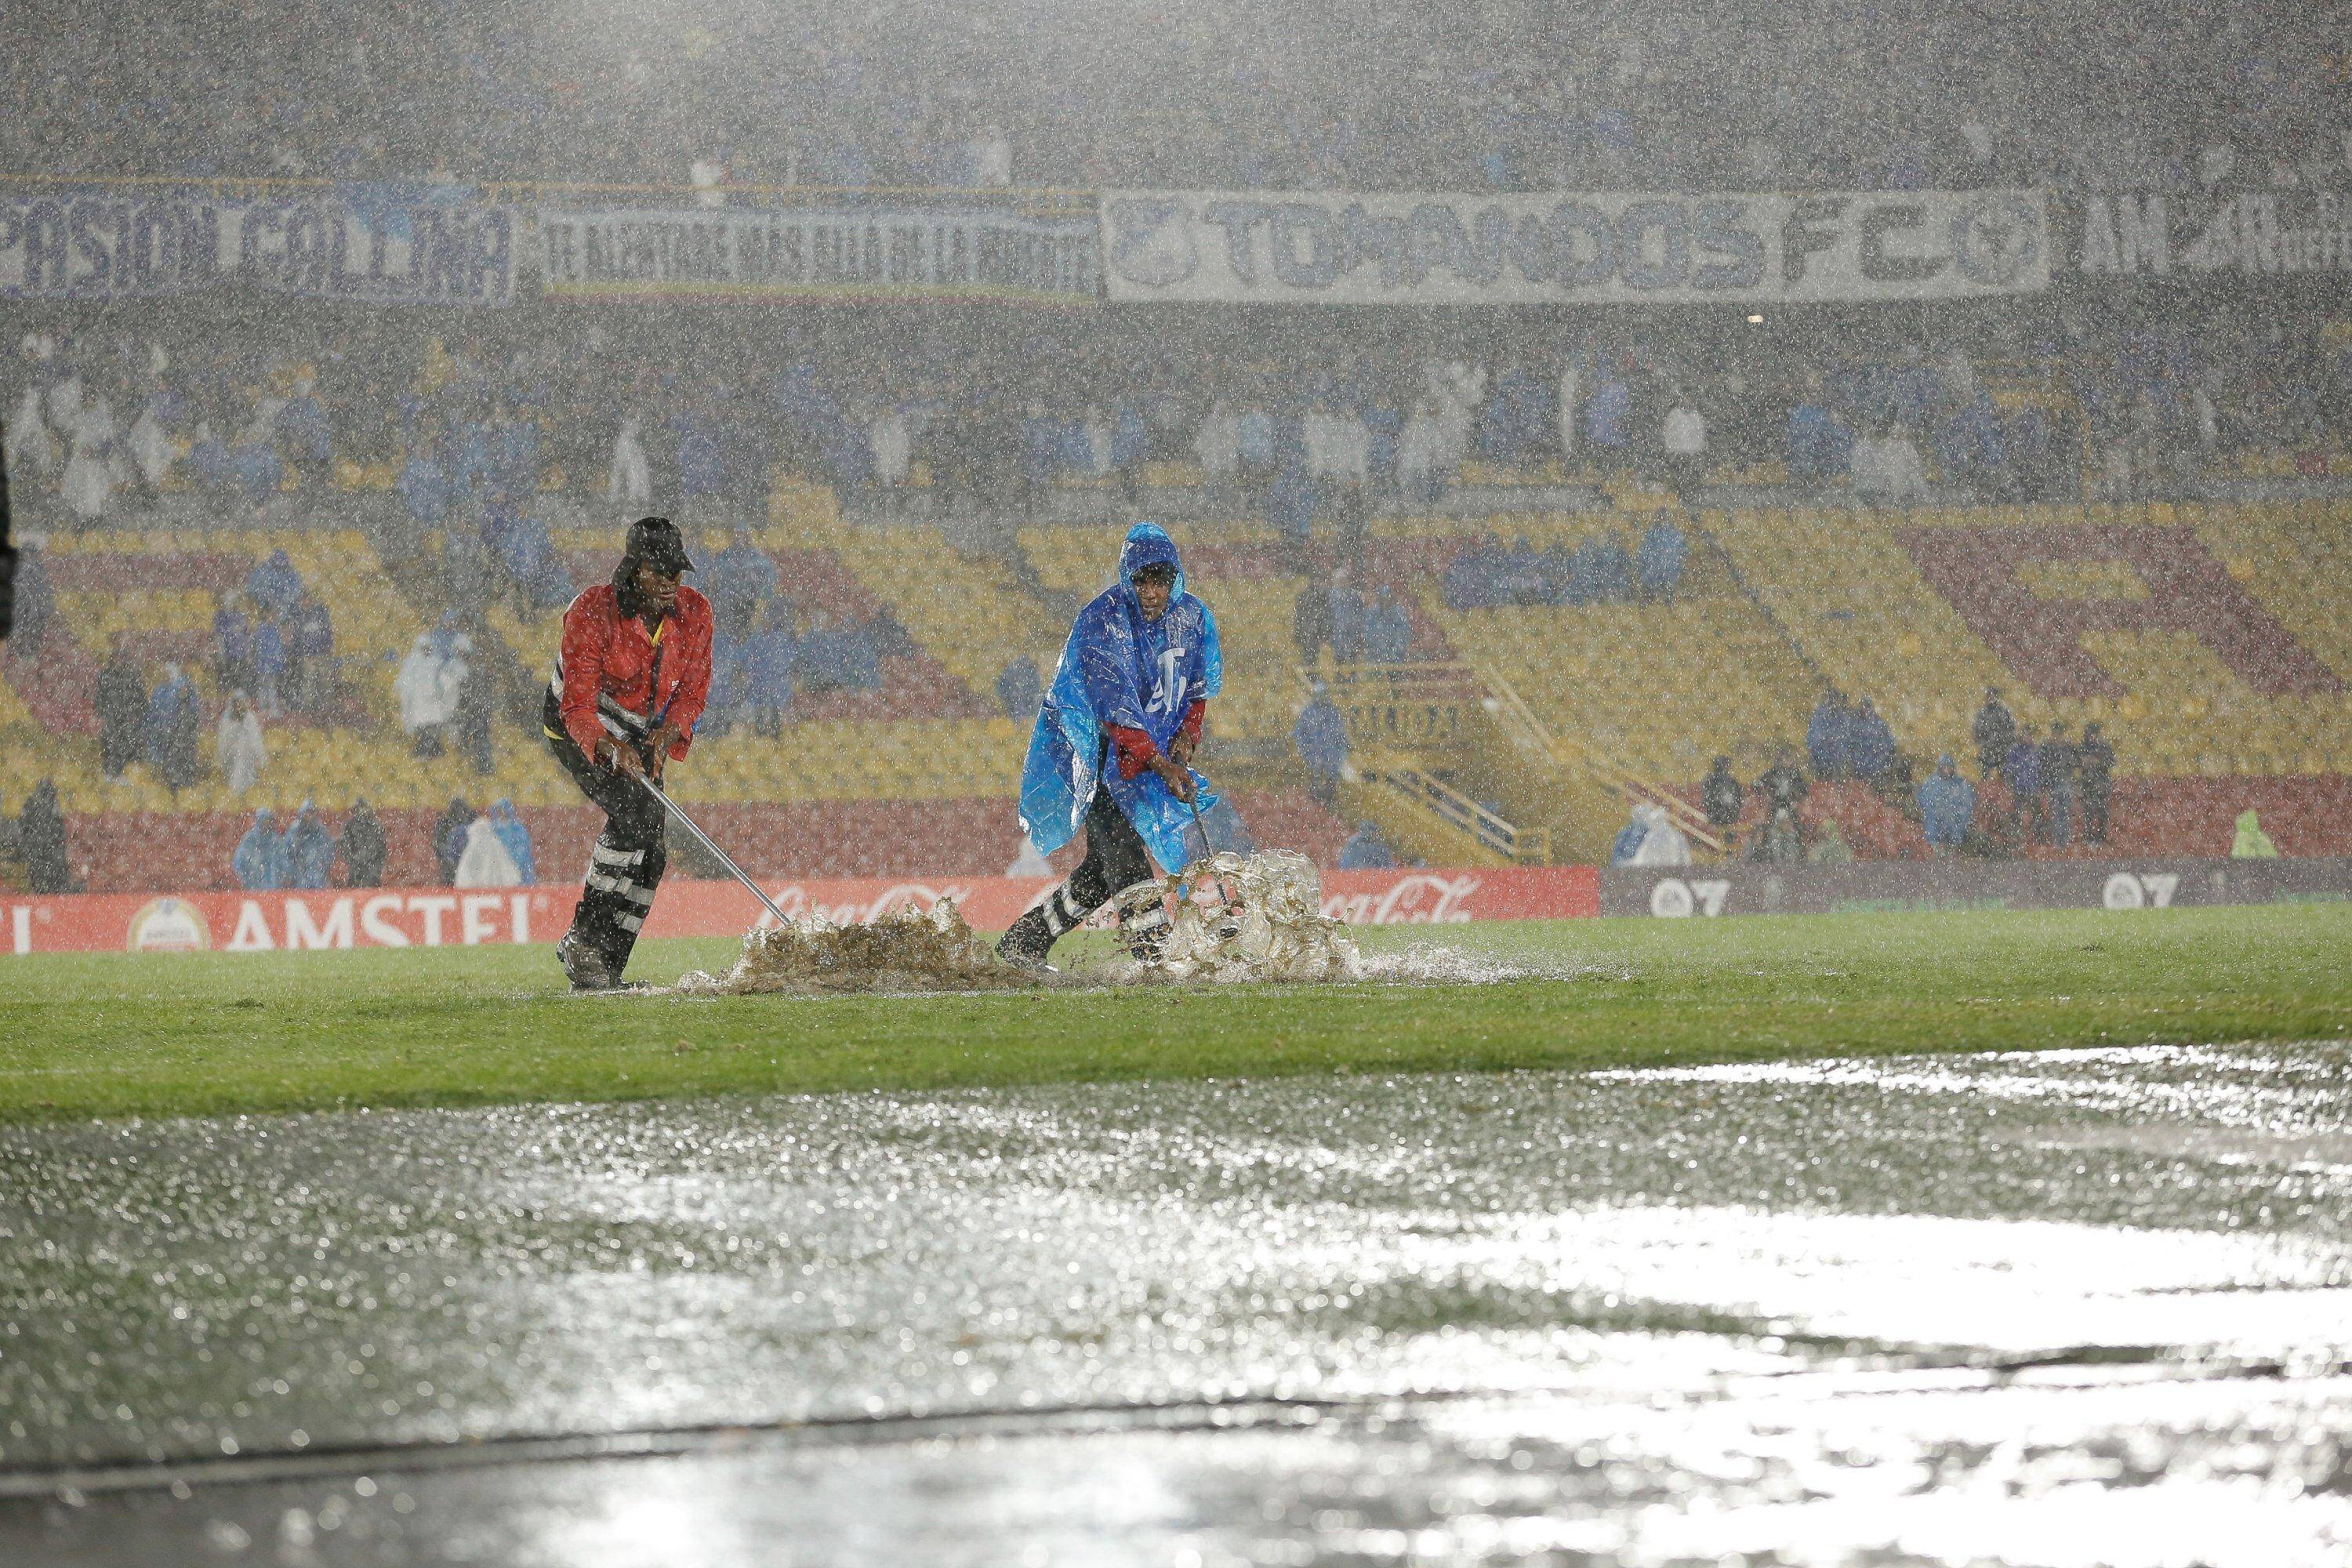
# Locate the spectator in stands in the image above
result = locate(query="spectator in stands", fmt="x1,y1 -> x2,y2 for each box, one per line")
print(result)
608,416 -> 652,507
1364,587 -> 1414,664
212,594 -> 254,697
1786,375 -> 1849,485
291,595 -> 335,713
281,801 -> 337,890
252,609 -> 287,717
1294,679 -> 1348,808
1973,688 -> 2016,780
996,654 -> 1043,722
1806,691 -> 1853,782
797,608 -> 883,693
245,549 -> 305,619
398,432 -> 452,531
1589,532 -> 1633,601
1809,820 -> 1856,864
1338,821 -> 1396,870
2079,723 -> 2115,846
1849,698 -> 1896,784
434,797 -> 476,886
1193,398 -> 1242,483
16,780 -> 74,895
2231,809 -> 2279,858
1700,755 -> 1744,844
2041,721 -> 2081,847
1754,747 -> 1810,864
216,691 -> 267,797
1851,421 -> 1930,503
490,800 -> 535,884
1293,569 -> 1335,664
1327,568 -> 1367,663
870,404 -> 913,488
95,638 -> 146,782
1918,753 -> 1976,858
706,531 -> 777,640
1396,402 -> 1445,504
396,619 -> 469,758
278,376 -> 331,491
11,543 -> 52,651
342,800 -> 387,888
2005,724 -> 2046,844
1661,392 -> 1707,495
744,600 -> 798,735
454,809 -> 524,887
1610,800 -> 1650,867
146,662 -> 201,795
1636,518 -> 1687,601
233,808 -> 286,892
1633,802 -> 1693,866
454,646 -> 495,776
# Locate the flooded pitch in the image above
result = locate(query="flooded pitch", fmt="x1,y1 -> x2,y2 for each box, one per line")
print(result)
2,1044 -> 2347,1566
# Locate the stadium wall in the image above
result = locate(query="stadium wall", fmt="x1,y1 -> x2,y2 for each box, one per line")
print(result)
2,866 -> 1600,956
1602,857 -> 2352,918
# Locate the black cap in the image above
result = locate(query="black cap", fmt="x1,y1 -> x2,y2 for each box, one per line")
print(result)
624,516 -> 695,575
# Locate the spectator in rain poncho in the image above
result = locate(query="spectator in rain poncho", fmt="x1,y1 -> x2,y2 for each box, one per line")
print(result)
5,384 -> 57,479
233,808 -> 287,891
1003,524 -> 1224,968
1849,699 -> 1896,783
280,801 -> 337,889
1294,679 -> 1349,806
245,549 -> 305,619
489,800 -> 535,884
870,405 -> 913,487
10,543 -> 53,651
742,600 -> 798,735
1851,422 -> 1930,502
216,691 -> 267,797
1192,399 -> 1241,480
434,797 -> 475,885
1628,802 -> 1693,866
1636,518 -> 1687,600
1807,691 -> 1853,781
1917,754 -> 1976,855
399,435 -> 452,528
453,811 -> 524,887
146,663 -> 202,793
706,532 -> 778,640
396,620 -> 470,757
608,416 -> 652,506
1395,403 -> 1446,503
291,594 -> 335,710
1364,586 -> 1414,664
1338,820 -> 1396,869
60,391 -> 116,524
996,654 -> 1043,723
2230,809 -> 2278,858
1610,800 -> 1650,866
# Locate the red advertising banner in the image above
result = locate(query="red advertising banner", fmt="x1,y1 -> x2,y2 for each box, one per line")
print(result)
1,867 -> 1599,957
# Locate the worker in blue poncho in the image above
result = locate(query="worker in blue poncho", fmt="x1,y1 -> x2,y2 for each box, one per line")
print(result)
1003,523 -> 1223,968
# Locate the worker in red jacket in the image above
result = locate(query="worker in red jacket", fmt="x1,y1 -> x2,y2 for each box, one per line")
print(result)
543,517 -> 714,991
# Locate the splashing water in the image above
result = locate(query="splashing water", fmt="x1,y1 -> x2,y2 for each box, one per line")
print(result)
668,852 -> 1540,995
673,901 -> 1028,996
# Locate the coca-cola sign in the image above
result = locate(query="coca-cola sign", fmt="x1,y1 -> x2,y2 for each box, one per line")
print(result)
750,882 -> 977,928
1322,873 -> 1483,925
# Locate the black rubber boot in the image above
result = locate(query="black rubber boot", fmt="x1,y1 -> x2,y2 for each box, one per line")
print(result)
996,906 -> 1058,971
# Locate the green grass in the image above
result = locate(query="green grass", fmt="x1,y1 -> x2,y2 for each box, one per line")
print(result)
2,906 -> 2348,1126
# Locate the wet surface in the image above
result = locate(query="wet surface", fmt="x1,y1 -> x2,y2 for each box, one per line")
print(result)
2,1044 -> 2348,1565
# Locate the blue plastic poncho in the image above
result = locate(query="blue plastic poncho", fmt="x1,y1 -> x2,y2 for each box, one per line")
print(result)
1018,523 -> 1224,873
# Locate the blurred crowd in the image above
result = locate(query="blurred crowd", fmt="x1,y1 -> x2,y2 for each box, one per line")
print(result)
9,301 -> 2347,547
9,0 -> 2347,194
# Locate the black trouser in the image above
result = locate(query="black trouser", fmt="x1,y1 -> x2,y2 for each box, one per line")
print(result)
1025,784 -> 1156,950
549,728 -> 668,976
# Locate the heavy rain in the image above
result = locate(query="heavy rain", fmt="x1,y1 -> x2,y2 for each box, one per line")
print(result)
1,0 -> 2349,1563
